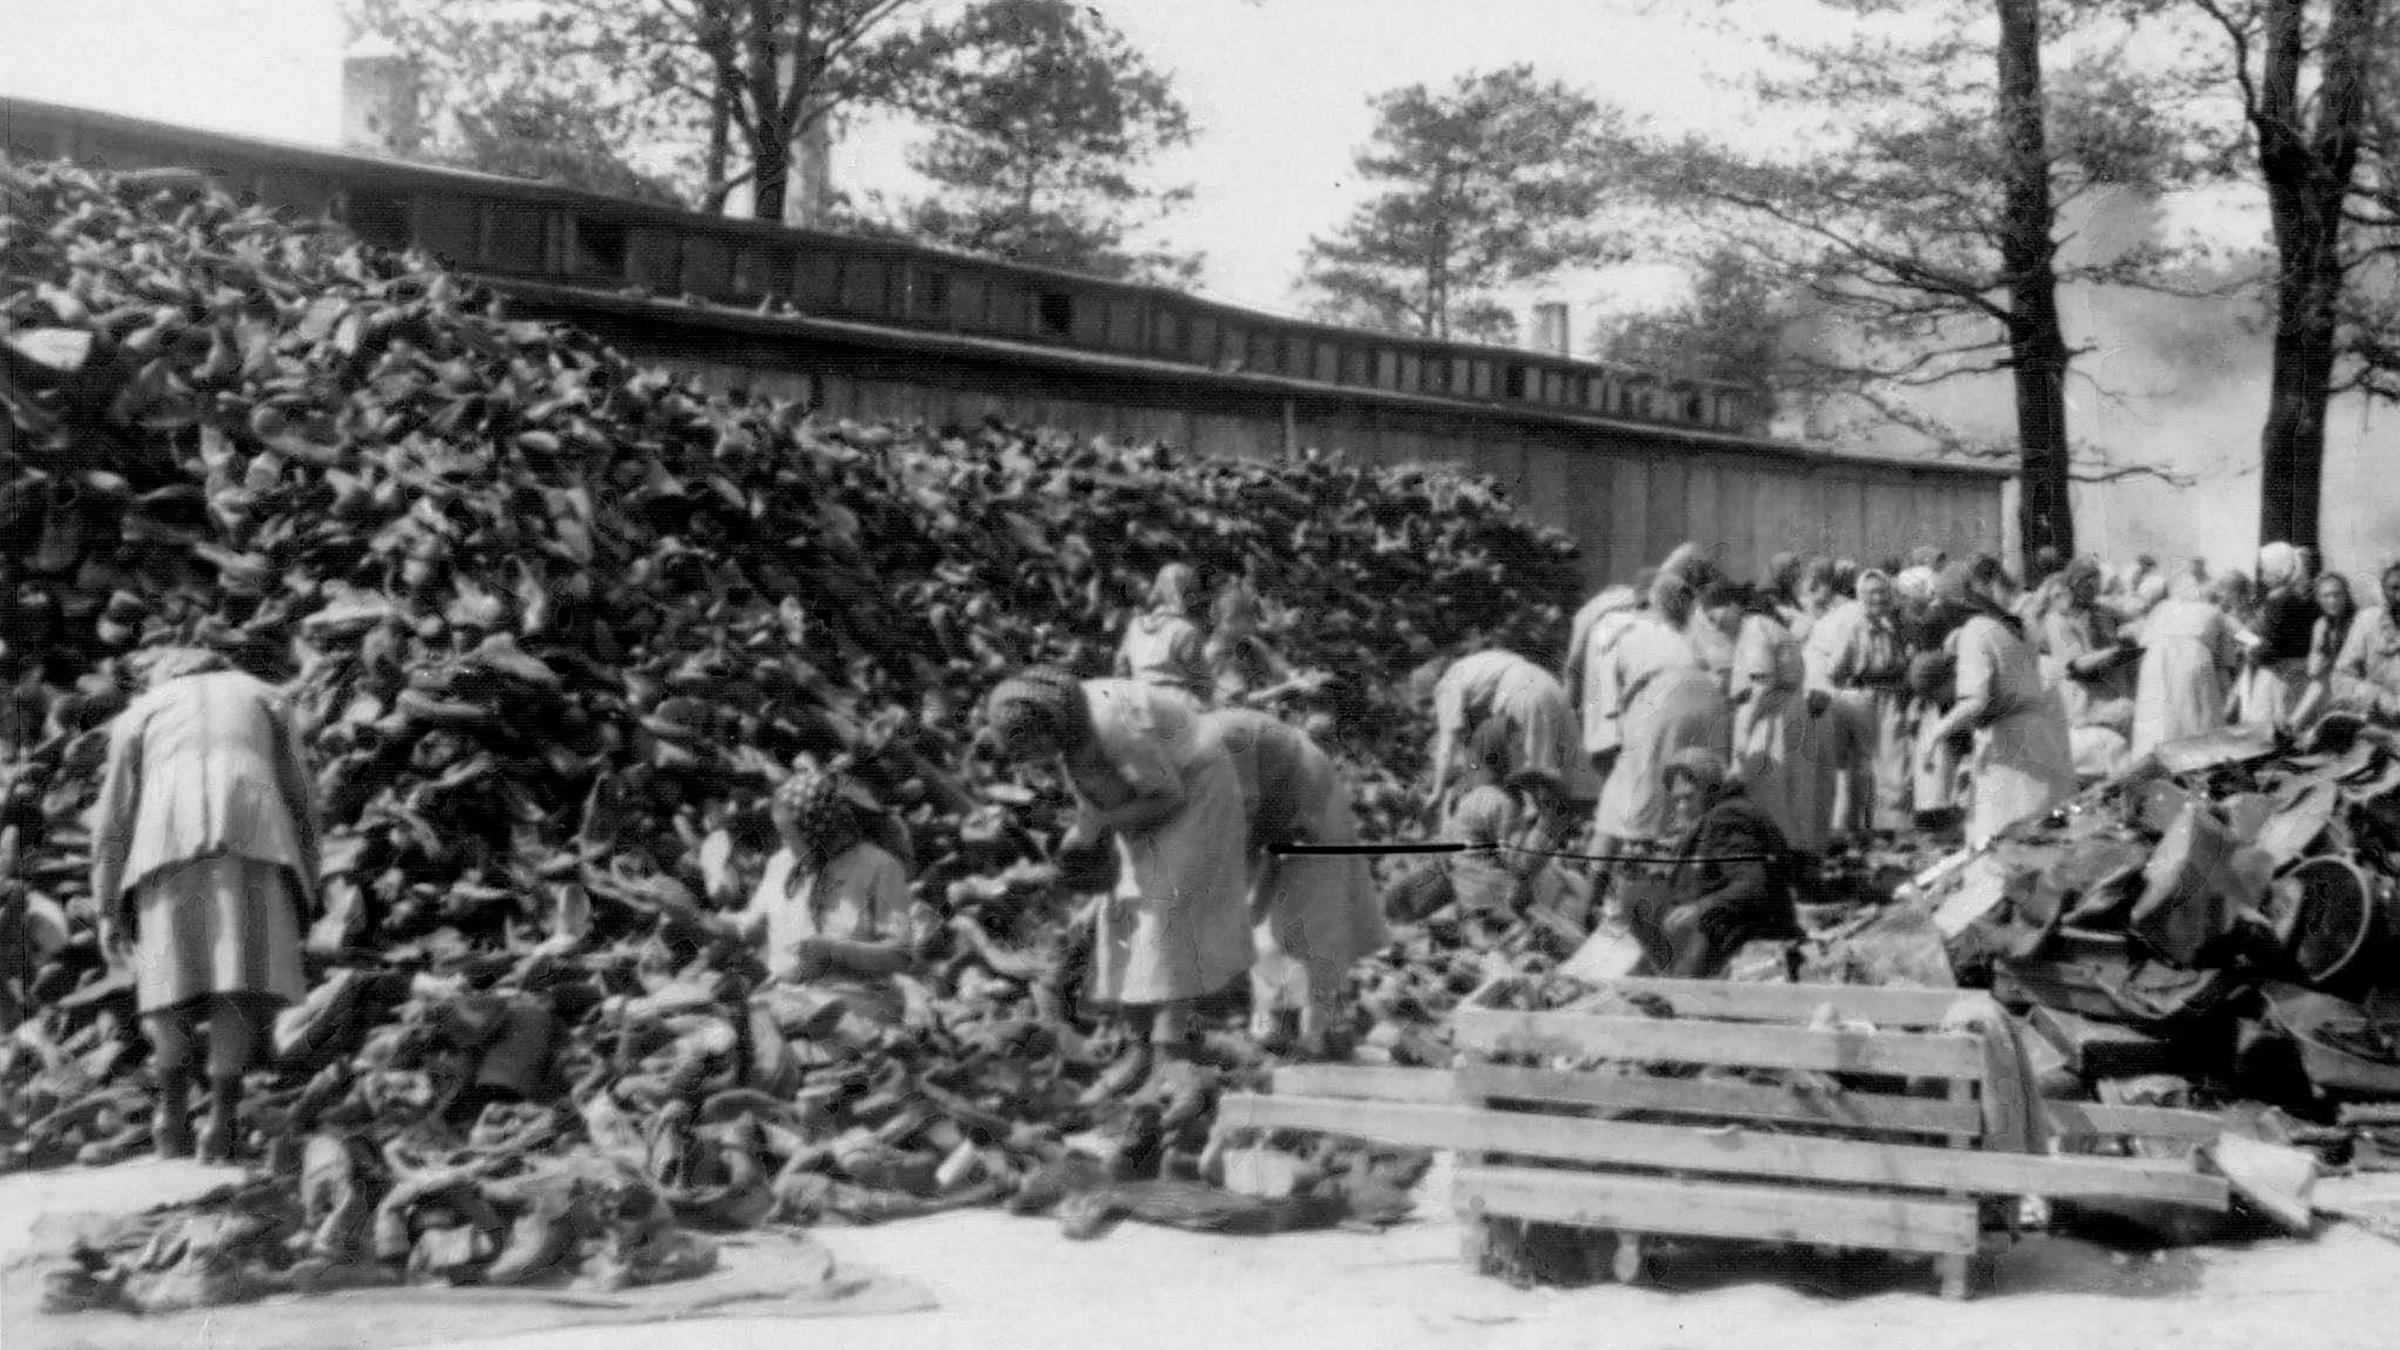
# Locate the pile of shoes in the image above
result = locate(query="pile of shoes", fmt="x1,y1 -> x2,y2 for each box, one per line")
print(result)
0,159 -> 1593,1292
0,158 -> 1580,972
1914,719 -> 2400,1114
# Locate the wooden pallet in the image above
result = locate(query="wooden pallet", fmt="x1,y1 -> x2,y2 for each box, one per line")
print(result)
1216,977 -> 2229,1299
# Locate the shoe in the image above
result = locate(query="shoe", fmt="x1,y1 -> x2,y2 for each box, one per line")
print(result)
483,1187 -> 583,1286
1075,1043 -> 1151,1109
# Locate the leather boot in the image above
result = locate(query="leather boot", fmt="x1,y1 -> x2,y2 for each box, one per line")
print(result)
197,1076 -> 240,1164
153,1071 -> 194,1161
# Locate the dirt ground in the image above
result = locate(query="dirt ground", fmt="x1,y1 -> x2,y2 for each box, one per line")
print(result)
9,1156 -> 2400,1350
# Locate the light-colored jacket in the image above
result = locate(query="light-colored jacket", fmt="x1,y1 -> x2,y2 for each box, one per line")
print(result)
90,670 -> 322,926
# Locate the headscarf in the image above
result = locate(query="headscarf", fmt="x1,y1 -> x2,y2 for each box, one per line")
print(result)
983,667 -> 1093,761
1936,557 -> 2018,634
1661,746 -> 1733,798
772,764 -> 870,870
1766,552 -> 1801,599
2259,542 -> 2300,589
1447,785 -> 1521,847
1649,572 -> 1696,626
131,645 -> 229,690
1147,563 -> 1198,615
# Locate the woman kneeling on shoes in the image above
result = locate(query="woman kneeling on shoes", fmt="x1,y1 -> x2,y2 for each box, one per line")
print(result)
985,667 -> 1251,1078
1622,748 -> 1804,979
735,765 -> 934,1023
91,646 -> 322,1163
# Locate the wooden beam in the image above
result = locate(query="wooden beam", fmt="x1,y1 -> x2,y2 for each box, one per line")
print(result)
1581,977 -> 1990,1028
1216,1095 -> 2229,1208
1455,1163 -> 1981,1257
1267,1064 -> 1458,1104
1455,1064 -> 1981,1136
2045,1101 -> 2225,1143
1449,1007 -> 1985,1078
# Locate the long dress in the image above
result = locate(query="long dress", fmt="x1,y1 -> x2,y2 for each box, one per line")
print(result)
1081,679 -> 1251,1005
2238,585 -> 2315,727
1115,612 -> 1210,703
1434,650 -> 1599,802
1955,615 -> 2075,846
1730,614 -> 1839,855
1209,710 -> 1386,1029
1803,600 -> 1914,832
89,670 -> 320,1014
1592,618 -> 1732,843
2042,604 -> 2135,780
2130,598 -> 2241,758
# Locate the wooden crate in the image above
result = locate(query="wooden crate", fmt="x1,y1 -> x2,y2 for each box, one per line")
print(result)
1215,976 -> 2228,1299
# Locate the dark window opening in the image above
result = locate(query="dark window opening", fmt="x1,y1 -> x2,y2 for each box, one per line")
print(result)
1036,292 -> 1074,338
345,190 -> 412,251
1502,365 -> 1528,399
913,269 -> 952,319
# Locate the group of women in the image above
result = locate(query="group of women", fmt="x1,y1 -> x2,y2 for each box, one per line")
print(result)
1556,547 -> 2077,861
983,565 -> 1384,1070
95,541 -> 2400,1163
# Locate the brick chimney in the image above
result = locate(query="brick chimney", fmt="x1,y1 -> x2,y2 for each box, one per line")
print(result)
1531,302 -> 1571,358
342,38 -> 423,155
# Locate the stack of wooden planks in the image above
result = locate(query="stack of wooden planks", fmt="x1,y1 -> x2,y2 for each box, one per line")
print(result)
1214,976 -> 2231,1299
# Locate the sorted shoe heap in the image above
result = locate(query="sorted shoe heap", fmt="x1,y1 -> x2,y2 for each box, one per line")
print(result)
0,158 -> 1594,1288
1913,720 -> 2400,1112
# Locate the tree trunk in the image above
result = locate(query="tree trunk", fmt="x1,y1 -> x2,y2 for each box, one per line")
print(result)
750,125 -> 790,222
2251,0 -> 2378,549
743,0 -> 789,222
702,89 -> 733,215
1994,0 -> 2075,574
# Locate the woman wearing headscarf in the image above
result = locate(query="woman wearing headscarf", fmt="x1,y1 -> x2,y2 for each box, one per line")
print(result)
1590,573 -> 1731,850
1803,567 -> 1914,837
90,646 -> 320,1161
735,765 -> 930,1022
1729,588 -> 1840,856
985,668 -> 1249,1067
2041,558 -> 2139,780
2239,542 -> 2316,729
1621,748 -> 1805,979
2130,563 -> 2245,757
1207,708 -> 1385,1058
1921,559 -> 2075,845
1116,562 -> 1210,703
1424,648 -> 1597,814
2289,571 -> 2360,729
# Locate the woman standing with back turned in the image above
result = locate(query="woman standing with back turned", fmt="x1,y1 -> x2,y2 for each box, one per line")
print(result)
91,646 -> 321,1161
